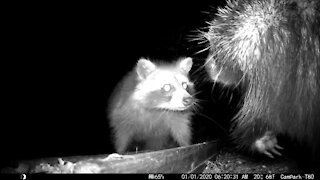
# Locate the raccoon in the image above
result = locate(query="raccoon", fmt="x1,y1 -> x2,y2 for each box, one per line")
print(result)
107,57 -> 195,154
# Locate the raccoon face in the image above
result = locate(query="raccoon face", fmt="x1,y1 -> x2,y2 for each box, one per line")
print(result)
153,72 -> 194,111
133,57 -> 194,111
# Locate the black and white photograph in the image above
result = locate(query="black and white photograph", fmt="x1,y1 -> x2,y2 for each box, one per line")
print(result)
1,0 -> 319,177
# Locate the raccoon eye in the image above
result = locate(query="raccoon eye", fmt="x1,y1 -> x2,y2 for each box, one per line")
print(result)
182,82 -> 188,89
162,84 -> 172,92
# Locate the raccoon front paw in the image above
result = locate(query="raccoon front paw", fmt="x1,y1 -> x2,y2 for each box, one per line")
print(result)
254,131 -> 284,158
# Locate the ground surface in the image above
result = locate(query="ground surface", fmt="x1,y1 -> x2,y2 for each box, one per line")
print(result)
202,149 -> 304,174
0,145 -> 313,174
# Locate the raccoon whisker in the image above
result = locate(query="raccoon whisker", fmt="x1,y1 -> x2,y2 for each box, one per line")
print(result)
193,97 -> 210,104
191,102 -> 203,113
191,90 -> 204,97
193,98 -> 201,104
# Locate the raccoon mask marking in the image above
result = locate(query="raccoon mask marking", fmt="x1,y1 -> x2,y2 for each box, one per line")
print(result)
132,57 -> 194,111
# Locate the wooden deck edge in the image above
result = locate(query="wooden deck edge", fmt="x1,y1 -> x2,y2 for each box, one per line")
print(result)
1,141 -> 220,173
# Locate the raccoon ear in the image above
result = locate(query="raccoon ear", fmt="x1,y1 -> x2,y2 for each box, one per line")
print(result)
178,57 -> 193,73
136,58 -> 157,80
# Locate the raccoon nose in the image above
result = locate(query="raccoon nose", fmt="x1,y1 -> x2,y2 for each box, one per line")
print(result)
183,97 -> 193,106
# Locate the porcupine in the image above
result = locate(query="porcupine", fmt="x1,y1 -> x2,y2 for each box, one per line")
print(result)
200,0 -> 320,168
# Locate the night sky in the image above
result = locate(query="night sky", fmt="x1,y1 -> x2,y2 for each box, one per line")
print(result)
2,1 -> 241,166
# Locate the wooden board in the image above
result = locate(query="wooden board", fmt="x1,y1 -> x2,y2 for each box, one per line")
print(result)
1,141 -> 219,173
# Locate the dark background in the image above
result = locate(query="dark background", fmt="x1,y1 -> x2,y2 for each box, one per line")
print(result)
2,0 -> 241,166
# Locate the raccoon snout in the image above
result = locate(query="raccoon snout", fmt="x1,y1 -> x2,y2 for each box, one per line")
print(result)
183,96 -> 193,106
